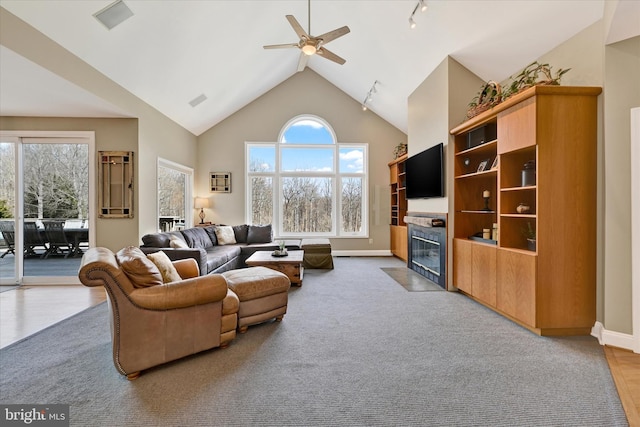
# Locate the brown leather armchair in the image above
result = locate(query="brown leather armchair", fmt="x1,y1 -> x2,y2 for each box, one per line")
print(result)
78,247 -> 239,380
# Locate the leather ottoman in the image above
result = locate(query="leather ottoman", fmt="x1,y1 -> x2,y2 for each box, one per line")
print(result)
222,266 -> 290,333
301,238 -> 334,269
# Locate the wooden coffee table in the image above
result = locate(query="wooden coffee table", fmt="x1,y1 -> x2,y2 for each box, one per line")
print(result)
245,250 -> 304,286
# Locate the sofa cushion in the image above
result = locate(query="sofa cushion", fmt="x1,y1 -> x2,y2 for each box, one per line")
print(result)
147,251 -> 182,283
169,235 -> 189,249
215,225 -> 236,245
203,225 -> 218,246
181,227 -> 213,249
247,224 -> 272,244
205,245 -> 242,273
116,246 -> 163,288
233,224 -> 249,243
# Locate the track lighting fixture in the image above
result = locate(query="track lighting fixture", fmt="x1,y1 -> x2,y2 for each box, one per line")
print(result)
361,80 -> 379,112
409,0 -> 427,29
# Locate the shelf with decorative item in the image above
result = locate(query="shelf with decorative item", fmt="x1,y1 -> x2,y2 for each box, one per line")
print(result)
455,168 -> 497,180
500,190 -> 536,216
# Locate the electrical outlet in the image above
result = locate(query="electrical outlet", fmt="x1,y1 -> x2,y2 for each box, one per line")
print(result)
369,238 -> 373,244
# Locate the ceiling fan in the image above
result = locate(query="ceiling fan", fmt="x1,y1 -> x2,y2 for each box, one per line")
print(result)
263,0 -> 350,72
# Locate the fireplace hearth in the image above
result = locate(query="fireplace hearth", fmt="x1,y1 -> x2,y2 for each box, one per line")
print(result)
404,214 -> 446,289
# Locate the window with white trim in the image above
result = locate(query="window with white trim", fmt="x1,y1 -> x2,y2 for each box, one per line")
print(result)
157,158 -> 193,231
246,115 -> 367,238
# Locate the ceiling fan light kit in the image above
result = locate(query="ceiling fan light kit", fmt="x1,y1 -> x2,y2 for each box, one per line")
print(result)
263,0 -> 350,72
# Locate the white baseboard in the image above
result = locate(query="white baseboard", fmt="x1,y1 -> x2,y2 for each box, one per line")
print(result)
591,321 -> 638,352
331,250 -> 394,257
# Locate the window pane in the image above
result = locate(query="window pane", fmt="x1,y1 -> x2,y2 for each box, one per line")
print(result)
249,145 -> 275,172
281,177 -> 332,233
23,144 -> 89,220
339,147 -> 364,173
0,143 -> 15,217
281,147 -> 334,172
158,166 -> 186,231
282,119 -> 333,144
341,177 -> 363,233
251,177 -> 273,224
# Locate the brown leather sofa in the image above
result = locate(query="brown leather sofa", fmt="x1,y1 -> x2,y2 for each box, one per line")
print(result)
78,247 -> 239,380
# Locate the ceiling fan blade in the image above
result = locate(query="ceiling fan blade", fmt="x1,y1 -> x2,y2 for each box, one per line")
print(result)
263,43 -> 299,50
286,15 -> 308,39
316,26 -> 350,44
297,52 -> 310,72
317,47 -> 346,65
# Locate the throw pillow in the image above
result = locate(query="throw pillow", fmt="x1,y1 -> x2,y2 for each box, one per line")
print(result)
215,225 -> 236,245
233,224 -> 249,243
247,224 -> 273,244
181,227 -> 213,249
169,235 -> 188,249
203,225 -> 218,246
116,246 -> 163,288
147,251 -> 182,283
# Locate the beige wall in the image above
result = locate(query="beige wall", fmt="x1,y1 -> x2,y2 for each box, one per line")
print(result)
197,69 -> 407,252
0,8 -> 198,246
603,36 -> 640,334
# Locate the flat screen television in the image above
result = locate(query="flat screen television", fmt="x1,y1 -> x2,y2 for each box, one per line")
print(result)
405,143 -> 444,199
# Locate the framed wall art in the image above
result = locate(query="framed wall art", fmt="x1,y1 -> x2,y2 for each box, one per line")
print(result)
210,172 -> 231,193
98,151 -> 134,218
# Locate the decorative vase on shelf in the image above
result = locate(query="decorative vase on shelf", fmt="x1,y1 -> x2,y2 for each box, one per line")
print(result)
527,238 -> 536,251
521,160 -> 536,186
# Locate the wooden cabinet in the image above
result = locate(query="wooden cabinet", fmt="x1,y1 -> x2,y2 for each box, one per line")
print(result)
389,155 -> 407,261
450,85 -> 601,336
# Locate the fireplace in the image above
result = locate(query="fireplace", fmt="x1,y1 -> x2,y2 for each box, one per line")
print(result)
405,214 -> 446,289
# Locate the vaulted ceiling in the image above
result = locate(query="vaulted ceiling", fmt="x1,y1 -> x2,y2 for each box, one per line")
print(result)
0,1 -> 635,136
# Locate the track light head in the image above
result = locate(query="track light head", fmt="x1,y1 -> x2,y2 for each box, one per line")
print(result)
409,16 -> 416,29
420,0 -> 428,12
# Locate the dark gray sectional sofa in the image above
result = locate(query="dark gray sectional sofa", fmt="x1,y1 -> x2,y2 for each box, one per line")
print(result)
140,224 -> 302,276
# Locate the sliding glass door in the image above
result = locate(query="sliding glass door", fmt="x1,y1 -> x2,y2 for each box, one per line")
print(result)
0,132 -> 94,285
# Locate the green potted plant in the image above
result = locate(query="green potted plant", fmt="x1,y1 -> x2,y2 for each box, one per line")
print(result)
522,222 -> 536,251
502,61 -> 571,101
466,81 -> 502,119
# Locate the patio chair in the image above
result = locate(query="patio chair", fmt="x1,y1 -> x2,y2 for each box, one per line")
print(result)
0,221 -> 16,258
43,221 -> 73,258
24,222 -> 48,258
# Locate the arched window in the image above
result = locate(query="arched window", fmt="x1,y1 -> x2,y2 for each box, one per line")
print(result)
246,115 -> 367,238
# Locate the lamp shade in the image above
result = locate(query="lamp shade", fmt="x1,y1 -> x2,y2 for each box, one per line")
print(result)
194,198 -> 209,209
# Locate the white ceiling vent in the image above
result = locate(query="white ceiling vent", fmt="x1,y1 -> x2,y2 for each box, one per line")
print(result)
189,94 -> 208,108
93,0 -> 134,30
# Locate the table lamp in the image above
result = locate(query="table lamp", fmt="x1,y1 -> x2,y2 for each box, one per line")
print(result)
194,198 -> 210,224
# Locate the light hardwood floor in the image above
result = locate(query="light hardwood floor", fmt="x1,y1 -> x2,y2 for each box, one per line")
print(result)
0,285 -> 638,425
